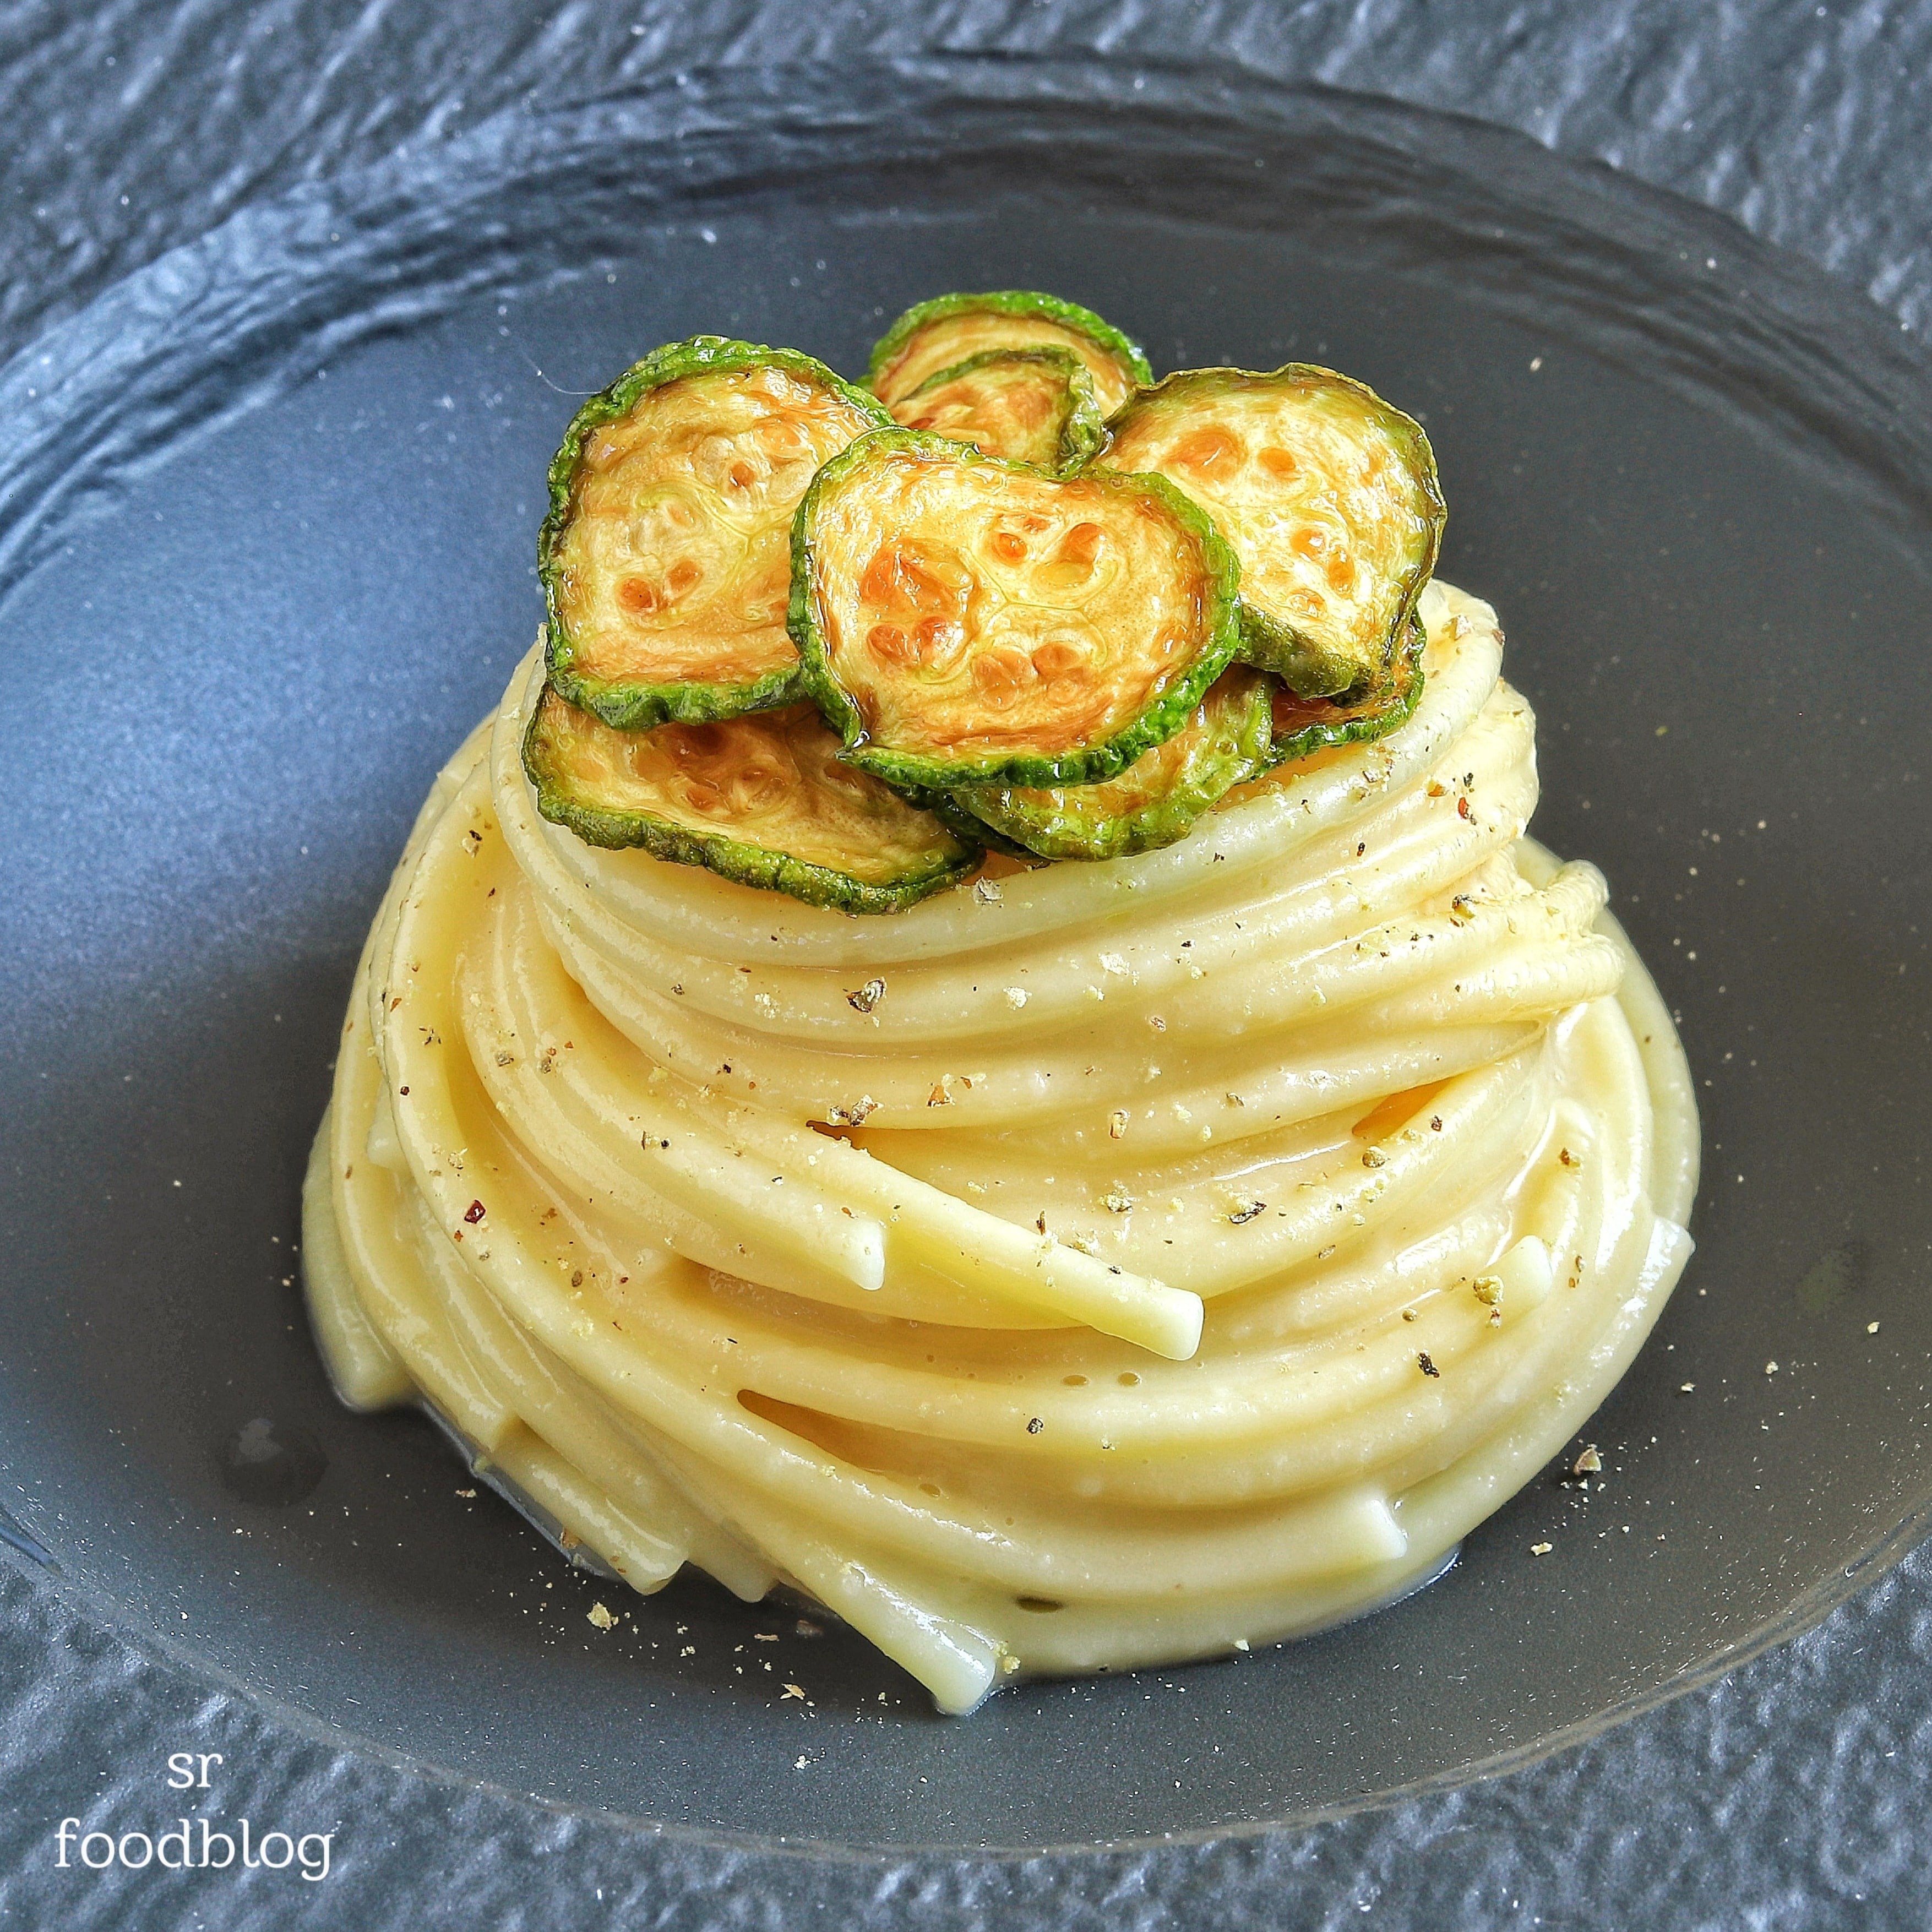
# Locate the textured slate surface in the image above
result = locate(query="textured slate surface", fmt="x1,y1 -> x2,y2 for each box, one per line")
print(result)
3,0 -> 1929,367
3,3 -> 1931,1925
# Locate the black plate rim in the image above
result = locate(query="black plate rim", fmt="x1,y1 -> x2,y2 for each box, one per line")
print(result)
6,1490 -> 1928,1860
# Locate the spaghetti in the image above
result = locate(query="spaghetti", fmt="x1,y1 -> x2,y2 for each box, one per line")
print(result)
303,580 -> 1697,1712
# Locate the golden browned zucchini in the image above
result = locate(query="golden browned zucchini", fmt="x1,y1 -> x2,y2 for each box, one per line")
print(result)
541,336 -> 889,730
522,685 -> 982,913
868,291 -> 1151,418
789,428 -> 1243,791
952,665 -> 1275,859
890,347 -> 1106,473
1104,366 -> 1443,698
1262,611 -> 1427,768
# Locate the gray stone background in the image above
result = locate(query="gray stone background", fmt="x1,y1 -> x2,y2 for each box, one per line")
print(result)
2,3 -> 1929,1925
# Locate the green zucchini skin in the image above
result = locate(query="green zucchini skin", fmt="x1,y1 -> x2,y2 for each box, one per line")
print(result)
1236,602 -> 1360,703
540,335 -> 891,732
952,665 -> 1276,861
905,785 -> 1040,862
867,291 -> 1153,418
1102,364 -> 1444,700
892,347 -> 1108,475
788,426 -> 1245,793
1263,612 -> 1428,769
521,684 -> 982,916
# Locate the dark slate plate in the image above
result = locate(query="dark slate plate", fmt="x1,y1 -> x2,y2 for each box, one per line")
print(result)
2,61 -> 1929,1855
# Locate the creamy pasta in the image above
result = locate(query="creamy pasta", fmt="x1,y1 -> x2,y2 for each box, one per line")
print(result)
302,580 -> 1696,1712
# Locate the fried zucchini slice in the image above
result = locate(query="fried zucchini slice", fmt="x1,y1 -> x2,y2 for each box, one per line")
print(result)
522,685 -> 982,915
890,347 -> 1107,473
952,665 -> 1275,861
1104,366 -> 1444,698
540,336 -> 890,731
868,291 -> 1152,420
896,783 -> 1039,861
790,428 -> 1243,792
1262,611 -> 1428,770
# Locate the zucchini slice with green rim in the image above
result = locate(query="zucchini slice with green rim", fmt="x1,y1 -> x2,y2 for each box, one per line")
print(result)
522,685 -> 982,915
789,427 -> 1244,792
890,347 -> 1107,473
1103,365 -> 1444,699
951,665 -> 1275,861
541,336 -> 890,731
868,291 -> 1152,420
905,785 -> 1039,862
1262,611 -> 1428,770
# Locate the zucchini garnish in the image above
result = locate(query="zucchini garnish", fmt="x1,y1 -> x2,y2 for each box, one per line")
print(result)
902,785 -> 1040,862
527,306 -> 1449,905
540,336 -> 890,732
521,684 -> 983,915
868,291 -> 1152,420
1103,366 -> 1444,699
789,427 -> 1244,792
1263,611 -> 1428,769
890,347 -> 1107,474
952,665 -> 1275,861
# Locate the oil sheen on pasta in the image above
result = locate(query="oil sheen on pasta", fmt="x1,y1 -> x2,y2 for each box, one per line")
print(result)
302,581 -> 1697,1713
